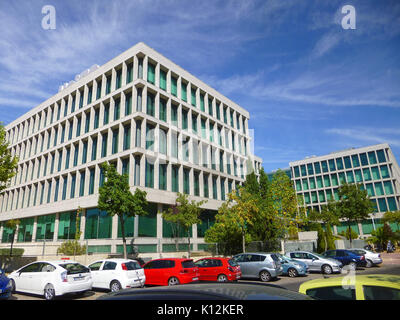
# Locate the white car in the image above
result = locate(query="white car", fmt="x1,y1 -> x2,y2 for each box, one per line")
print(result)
349,248 -> 383,267
88,258 -> 145,292
9,260 -> 92,300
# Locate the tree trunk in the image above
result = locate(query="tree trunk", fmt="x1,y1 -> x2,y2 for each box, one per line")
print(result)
348,222 -> 352,248
119,215 -> 127,259
242,230 -> 246,253
187,229 -> 191,259
10,230 -> 15,257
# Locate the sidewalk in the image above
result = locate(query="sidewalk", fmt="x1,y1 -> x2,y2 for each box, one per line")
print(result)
380,252 -> 400,265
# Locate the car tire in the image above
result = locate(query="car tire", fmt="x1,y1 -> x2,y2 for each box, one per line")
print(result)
44,283 -> 56,300
168,277 -> 180,286
110,280 -> 122,292
217,274 -> 228,282
322,264 -> 333,275
366,259 -> 373,268
259,270 -> 272,282
287,268 -> 298,278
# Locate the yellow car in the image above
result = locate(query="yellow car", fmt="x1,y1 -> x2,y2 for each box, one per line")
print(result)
299,274 -> 400,300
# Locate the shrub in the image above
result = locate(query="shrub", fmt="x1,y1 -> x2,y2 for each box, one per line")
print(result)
0,248 -> 24,256
57,240 -> 86,256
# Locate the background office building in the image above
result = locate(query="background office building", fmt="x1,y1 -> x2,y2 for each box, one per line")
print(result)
289,143 -> 400,237
0,42 -> 261,256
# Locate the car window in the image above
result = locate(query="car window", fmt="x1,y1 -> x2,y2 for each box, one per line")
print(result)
228,259 -> 239,267
195,259 -> 206,267
19,263 -> 42,273
250,255 -> 262,262
89,261 -> 103,271
40,263 -> 56,272
350,250 -> 364,255
103,261 -> 117,270
270,254 -> 280,263
336,251 -> 346,257
124,261 -> 142,270
290,253 -> 302,259
363,286 -> 400,300
324,251 -> 336,257
181,260 -> 196,268
306,286 -> 356,300
159,260 -> 175,269
59,263 -> 90,274
233,255 -> 245,262
215,259 -> 223,267
307,253 -> 318,260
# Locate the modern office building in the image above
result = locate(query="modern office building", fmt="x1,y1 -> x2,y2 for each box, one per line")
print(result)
0,42 -> 261,256
289,143 -> 400,236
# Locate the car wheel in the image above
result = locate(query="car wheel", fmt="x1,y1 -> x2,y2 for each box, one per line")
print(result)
366,259 -> 373,268
217,274 -> 228,282
259,270 -> 272,282
44,284 -> 56,300
322,264 -> 333,275
110,280 -> 122,292
168,277 -> 180,286
287,268 -> 298,278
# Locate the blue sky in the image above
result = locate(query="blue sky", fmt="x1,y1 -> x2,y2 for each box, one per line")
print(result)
1,0 -> 399,172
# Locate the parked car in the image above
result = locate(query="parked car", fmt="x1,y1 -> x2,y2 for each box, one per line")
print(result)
194,257 -> 241,282
286,251 -> 342,274
88,258 -> 145,292
349,248 -> 383,268
322,249 -> 367,269
299,274 -> 400,300
274,253 -> 308,277
8,260 -> 92,300
0,269 -> 12,300
98,281 -> 314,300
232,252 -> 283,282
143,258 -> 199,286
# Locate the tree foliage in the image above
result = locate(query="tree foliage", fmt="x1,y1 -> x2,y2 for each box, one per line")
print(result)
98,162 -> 148,258
163,193 -> 207,258
0,122 -> 19,192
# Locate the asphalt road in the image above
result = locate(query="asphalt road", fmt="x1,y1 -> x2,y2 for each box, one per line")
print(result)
9,262 -> 400,300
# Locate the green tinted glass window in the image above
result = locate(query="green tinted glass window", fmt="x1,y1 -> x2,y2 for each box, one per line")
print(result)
331,174 -> 338,186
314,162 -> 321,174
351,155 -> 360,167
171,77 -> 177,96
302,179 -> 309,190
311,192 -> 318,203
346,171 -> 354,183
307,163 -> 314,175
304,193 -> 310,204
380,165 -> 390,178
294,166 -> 300,178
329,159 -> 336,171
160,70 -> 167,90
371,166 -> 380,180
181,82 -> 187,102
301,165 -> 307,176
323,175 -> 331,187
326,189 -> 333,201
368,151 -> 377,164
360,153 -> 368,166
296,180 -> 302,191
339,172 -> 346,185
344,156 -> 352,169
374,182 -> 384,196
147,63 -> 155,84
363,168 -> 372,181
378,198 -> 387,212
336,158 -> 344,170
318,191 -> 325,202
36,214 -> 55,241
366,183 -> 375,196
387,197 -> 398,211
333,189 -> 339,201
384,181 -> 394,195
316,176 -> 323,188
354,169 -> 363,182
376,150 -> 386,163
321,161 -> 329,173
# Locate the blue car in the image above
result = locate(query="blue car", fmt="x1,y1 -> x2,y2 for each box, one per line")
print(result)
0,269 -> 12,300
322,249 -> 367,269
275,253 -> 308,277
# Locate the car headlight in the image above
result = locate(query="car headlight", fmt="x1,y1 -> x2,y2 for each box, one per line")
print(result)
6,280 -> 12,289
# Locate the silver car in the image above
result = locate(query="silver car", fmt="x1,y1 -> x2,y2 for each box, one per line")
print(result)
286,251 -> 342,274
349,248 -> 383,267
232,252 -> 283,282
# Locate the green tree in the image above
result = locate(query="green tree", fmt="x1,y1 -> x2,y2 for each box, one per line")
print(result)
336,183 -> 374,246
368,223 -> 399,250
0,122 -> 19,192
4,219 -> 20,256
163,193 -> 207,258
98,163 -> 148,258
382,210 -> 400,232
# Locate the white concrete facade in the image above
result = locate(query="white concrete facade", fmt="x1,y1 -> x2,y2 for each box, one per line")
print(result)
289,143 -> 400,236
0,42 -> 261,256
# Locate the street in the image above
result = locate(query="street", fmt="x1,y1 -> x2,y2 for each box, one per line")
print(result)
9,259 -> 400,300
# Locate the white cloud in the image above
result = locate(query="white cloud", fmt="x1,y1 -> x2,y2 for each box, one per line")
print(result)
325,128 -> 400,147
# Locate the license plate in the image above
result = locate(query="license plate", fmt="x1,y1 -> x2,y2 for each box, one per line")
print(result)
192,277 -> 199,281
74,276 -> 84,281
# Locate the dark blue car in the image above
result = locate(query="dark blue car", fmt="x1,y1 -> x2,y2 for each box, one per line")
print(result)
322,249 -> 367,269
0,269 -> 12,300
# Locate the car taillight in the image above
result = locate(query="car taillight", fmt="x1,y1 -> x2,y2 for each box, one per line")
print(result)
361,255 -> 365,260
61,271 -> 68,283
121,263 -> 128,271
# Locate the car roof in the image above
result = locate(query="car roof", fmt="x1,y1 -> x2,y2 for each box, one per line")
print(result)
299,275 -> 400,291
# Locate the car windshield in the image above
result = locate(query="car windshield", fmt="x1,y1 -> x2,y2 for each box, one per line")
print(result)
59,263 -> 89,275
124,261 -> 142,270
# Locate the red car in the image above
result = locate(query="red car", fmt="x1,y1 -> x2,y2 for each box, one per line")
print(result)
143,258 -> 199,286
194,257 -> 242,282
